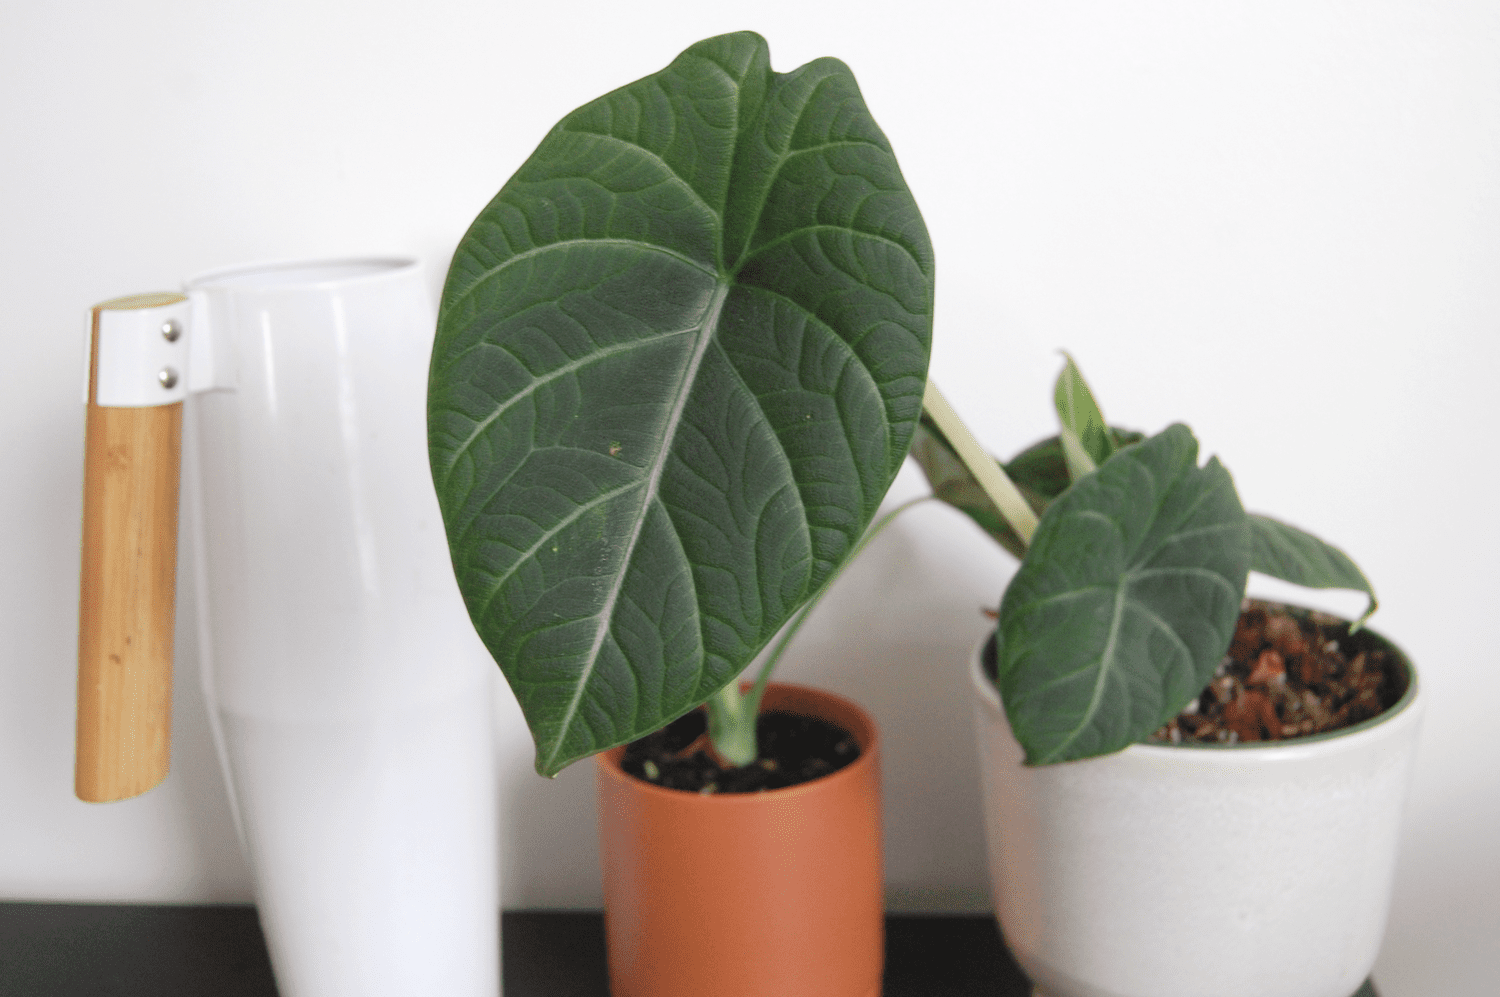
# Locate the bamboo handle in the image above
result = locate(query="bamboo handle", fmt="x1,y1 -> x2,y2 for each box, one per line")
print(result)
76,294 -> 185,802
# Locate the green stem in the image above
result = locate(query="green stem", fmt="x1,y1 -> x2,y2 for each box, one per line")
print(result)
707,683 -> 757,767
705,494 -> 936,765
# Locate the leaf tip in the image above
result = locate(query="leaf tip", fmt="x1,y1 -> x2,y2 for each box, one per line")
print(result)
1348,594 -> 1379,634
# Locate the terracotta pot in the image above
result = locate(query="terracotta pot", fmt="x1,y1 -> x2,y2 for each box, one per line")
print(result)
596,682 -> 883,997
970,618 -> 1423,997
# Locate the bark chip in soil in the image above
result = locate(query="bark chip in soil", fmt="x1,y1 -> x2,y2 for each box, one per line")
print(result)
1148,599 -> 1402,745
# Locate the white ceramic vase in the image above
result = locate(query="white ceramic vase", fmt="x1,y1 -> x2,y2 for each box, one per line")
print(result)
183,259 -> 500,997
970,624 -> 1422,997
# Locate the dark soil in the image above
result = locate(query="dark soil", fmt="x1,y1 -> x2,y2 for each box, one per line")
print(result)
620,707 -> 860,793
1147,599 -> 1404,745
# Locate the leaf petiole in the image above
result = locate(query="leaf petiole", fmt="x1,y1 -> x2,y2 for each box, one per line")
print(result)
705,493 -> 936,765
921,381 -> 1038,546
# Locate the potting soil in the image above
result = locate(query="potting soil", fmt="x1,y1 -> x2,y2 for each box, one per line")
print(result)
1148,599 -> 1401,745
620,709 -> 860,793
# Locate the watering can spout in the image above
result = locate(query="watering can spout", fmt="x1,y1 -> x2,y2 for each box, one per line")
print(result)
75,292 -> 191,802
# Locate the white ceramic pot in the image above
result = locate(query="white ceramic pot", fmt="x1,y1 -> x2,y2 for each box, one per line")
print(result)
970,625 -> 1422,997
184,259 -> 500,997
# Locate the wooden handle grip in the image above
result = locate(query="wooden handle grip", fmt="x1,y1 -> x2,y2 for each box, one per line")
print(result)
76,298 -> 184,802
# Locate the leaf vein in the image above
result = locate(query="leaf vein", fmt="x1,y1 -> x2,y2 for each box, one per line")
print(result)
448,239 -> 716,314
1127,565 -> 1239,598
438,326 -> 701,483
736,224 -> 924,276
554,128 -> 718,220
474,479 -> 646,620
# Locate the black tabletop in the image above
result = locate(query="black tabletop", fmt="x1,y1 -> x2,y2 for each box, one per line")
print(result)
0,903 -> 1375,997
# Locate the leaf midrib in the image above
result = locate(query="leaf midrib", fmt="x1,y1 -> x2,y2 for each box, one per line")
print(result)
540,278 -> 732,772
1024,581 -> 1127,765
446,238 -> 716,316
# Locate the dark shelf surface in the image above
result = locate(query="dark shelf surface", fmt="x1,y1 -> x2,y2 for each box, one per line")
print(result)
0,902 -> 1375,996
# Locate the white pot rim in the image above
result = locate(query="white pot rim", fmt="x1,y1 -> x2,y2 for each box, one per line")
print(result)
969,621 -> 1423,767
186,256 -> 419,292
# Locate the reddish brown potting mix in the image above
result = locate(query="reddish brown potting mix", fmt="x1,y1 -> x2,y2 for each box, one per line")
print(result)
621,707 -> 860,793
1148,599 -> 1400,745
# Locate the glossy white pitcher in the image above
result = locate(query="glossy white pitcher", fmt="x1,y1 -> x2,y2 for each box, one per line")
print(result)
184,259 -> 500,997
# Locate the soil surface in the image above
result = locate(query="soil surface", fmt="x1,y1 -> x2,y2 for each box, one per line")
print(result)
1147,599 -> 1403,745
621,707 -> 860,793
980,599 -> 1405,747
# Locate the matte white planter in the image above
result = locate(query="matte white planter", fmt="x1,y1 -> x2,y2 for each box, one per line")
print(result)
184,259 -> 500,997
970,624 -> 1421,997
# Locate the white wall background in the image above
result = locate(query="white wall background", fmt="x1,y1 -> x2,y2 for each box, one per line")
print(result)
4,1 -> 1496,993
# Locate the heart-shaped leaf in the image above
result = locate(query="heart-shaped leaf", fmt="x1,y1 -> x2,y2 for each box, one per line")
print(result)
428,32 -> 934,775
996,425 -> 1250,764
1248,514 -> 1378,627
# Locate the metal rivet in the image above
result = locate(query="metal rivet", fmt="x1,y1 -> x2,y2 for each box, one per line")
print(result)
158,367 -> 179,389
162,318 -> 182,342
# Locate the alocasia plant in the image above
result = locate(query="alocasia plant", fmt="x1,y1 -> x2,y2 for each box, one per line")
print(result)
914,359 -> 1376,764
428,32 -> 933,775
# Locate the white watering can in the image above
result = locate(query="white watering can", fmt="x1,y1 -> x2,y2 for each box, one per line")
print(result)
74,258 -> 501,997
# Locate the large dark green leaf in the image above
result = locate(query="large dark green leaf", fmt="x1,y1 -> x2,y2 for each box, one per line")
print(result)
428,32 -> 934,775
996,425 -> 1250,764
1248,514 -> 1378,627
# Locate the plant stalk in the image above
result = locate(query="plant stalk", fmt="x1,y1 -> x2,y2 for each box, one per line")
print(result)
707,684 -> 758,767
921,380 -> 1038,545
705,494 -> 935,766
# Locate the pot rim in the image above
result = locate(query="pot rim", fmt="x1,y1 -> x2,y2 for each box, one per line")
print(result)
185,257 -> 419,292
970,611 -> 1422,765
594,681 -> 879,804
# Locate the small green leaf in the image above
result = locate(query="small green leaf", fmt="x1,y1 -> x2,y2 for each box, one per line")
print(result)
1248,514 -> 1378,628
1053,354 -> 1112,482
997,424 -> 1250,764
429,32 -> 934,776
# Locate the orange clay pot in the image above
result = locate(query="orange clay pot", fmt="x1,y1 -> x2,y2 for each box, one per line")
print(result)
595,682 -> 883,997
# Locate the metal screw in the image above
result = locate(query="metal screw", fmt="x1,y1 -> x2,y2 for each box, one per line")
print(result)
158,367 -> 179,389
162,318 -> 182,342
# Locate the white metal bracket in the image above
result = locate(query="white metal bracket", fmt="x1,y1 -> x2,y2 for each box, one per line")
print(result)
87,292 -> 233,407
